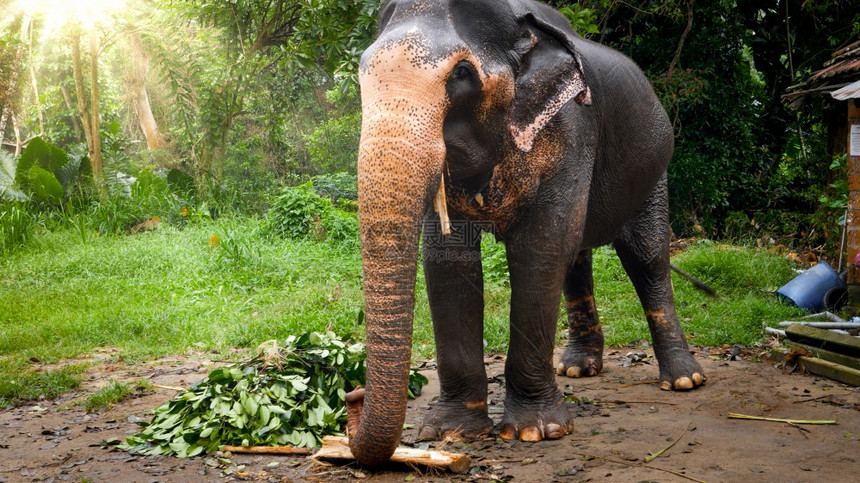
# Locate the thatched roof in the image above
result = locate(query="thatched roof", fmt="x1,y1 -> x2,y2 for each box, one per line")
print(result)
784,39 -> 860,108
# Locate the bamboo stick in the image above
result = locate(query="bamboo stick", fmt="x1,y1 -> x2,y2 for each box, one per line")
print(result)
221,445 -> 311,455
727,413 -> 836,425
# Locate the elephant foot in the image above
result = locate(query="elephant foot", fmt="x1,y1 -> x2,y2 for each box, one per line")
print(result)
656,348 -> 706,391
417,399 -> 493,441
498,396 -> 574,442
556,344 -> 603,378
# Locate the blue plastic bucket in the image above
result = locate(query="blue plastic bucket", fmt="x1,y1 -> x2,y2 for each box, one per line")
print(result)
777,262 -> 845,312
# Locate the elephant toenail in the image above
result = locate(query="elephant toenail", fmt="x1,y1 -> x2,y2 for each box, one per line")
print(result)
545,423 -> 565,439
568,420 -> 576,433
442,430 -> 464,442
660,380 -> 672,391
556,363 -> 565,375
499,426 -> 517,441
566,366 -> 582,378
692,372 -> 704,385
674,376 -> 693,390
417,426 -> 438,441
519,426 -> 542,442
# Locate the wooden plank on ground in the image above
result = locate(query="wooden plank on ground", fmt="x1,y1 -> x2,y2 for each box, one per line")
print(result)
788,342 -> 860,371
313,436 -> 471,474
784,324 -> 860,358
798,356 -> 860,387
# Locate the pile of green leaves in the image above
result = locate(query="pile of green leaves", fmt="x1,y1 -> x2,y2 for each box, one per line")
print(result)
120,332 -> 427,457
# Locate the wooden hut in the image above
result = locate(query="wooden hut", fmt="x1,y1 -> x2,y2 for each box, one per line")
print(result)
785,40 -> 860,298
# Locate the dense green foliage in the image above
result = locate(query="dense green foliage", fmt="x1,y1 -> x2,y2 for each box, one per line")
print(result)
2,0 -> 857,250
263,182 -> 359,245
551,0 -> 858,248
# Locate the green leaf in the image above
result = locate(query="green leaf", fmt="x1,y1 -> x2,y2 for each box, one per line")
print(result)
0,150 -> 27,201
16,137 -> 69,188
259,405 -> 271,426
55,154 -> 82,194
25,165 -> 64,204
242,394 -> 259,417
208,368 -> 228,382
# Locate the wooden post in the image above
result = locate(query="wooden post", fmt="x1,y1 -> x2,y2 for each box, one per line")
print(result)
845,101 -> 860,307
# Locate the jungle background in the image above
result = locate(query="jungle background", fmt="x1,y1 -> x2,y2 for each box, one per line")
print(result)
1,0 -> 859,247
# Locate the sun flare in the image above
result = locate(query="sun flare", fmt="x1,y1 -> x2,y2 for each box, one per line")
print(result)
13,0 -> 129,33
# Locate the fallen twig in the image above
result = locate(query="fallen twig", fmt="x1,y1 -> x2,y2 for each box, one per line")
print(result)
612,399 -> 679,406
793,395 -> 834,404
727,413 -> 836,425
610,379 -> 661,390
153,384 -> 186,391
571,451 -> 706,483
645,422 -> 693,463
221,445 -> 311,455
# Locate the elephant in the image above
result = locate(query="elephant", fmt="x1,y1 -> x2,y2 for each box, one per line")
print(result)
347,0 -> 705,466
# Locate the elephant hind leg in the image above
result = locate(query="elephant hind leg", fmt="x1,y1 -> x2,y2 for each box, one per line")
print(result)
557,249 -> 604,378
614,178 -> 705,391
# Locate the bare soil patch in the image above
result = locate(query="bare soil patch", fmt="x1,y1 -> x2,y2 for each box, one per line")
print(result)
1,346 -> 858,482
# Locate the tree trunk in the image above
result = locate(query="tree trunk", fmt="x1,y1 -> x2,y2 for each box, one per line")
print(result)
70,26 -> 105,196
11,111 -> 22,155
88,31 -> 104,195
1,16 -> 29,143
60,84 -> 82,137
70,30 -> 93,154
23,17 -> 44,136
0,106 -> 9,143
667,0 -> 694,80
128,32 -> 164,149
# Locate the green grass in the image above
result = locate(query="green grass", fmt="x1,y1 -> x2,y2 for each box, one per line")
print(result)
0,363 -> 85,407
81,379 -> 153,412
0,219 -> 805,404
591,241 -> 804,347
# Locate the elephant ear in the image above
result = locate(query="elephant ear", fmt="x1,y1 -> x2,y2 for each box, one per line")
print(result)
508,9 -> 591,153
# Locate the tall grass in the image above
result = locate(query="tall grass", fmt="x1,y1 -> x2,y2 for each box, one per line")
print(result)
0,202 -> 36,253
591,241 -> 802,346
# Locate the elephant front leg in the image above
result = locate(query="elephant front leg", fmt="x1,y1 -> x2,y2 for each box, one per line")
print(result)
418,216 -> 493,441
557,249 -> 604,378
500,242 -> 575,442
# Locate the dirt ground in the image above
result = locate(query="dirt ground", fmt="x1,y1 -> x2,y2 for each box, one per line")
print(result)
1,344 -> 859,483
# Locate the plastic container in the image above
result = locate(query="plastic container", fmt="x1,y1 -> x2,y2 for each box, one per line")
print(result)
777,262 -> 846,312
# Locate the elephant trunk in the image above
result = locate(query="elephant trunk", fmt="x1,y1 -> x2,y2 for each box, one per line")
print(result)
349,43 -> 452,466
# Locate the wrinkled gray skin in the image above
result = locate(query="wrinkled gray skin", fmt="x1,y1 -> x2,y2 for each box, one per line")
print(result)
350,0 -> 705,466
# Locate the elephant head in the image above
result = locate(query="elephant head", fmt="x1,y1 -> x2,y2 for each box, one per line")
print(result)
351,0 -> 591,465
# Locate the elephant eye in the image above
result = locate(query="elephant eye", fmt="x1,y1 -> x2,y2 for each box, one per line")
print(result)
446,60 -> 481,106
450,61 -> 476,82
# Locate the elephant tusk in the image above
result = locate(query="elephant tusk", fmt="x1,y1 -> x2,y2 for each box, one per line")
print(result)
434,176 -> 451,235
